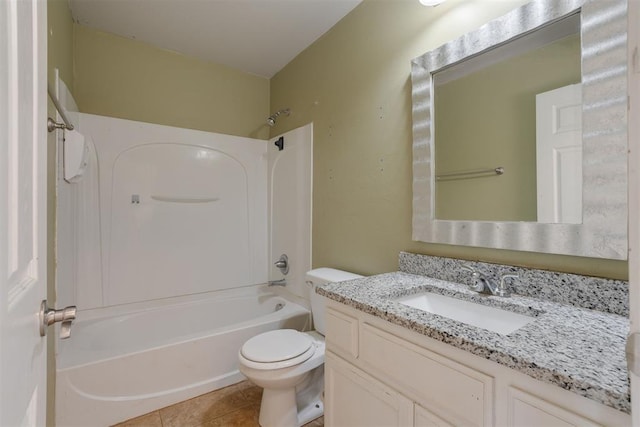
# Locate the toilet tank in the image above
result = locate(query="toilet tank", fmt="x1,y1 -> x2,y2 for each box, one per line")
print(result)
306,268 -> 363,335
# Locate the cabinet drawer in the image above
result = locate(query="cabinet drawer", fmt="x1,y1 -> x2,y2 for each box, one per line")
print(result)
508,387 -> 602,427
326,308 -> 358,359
360,323 -> 493,426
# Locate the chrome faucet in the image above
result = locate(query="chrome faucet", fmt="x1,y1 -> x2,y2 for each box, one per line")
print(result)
274,254 -> 289,275
461,264 -> 518,297
269,254 -> 289,286
268,278 -> 286,287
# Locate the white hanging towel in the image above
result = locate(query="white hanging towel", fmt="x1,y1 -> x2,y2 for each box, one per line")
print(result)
64,129 -> 89,182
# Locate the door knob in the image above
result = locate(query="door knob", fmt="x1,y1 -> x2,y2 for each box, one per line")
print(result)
39,300 -> 77,339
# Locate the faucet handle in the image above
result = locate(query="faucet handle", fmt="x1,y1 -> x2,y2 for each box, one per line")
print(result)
460,263 -> 477,274
274,254 -> 289,275
460,263 -> 487,292
496,274 -> 519,297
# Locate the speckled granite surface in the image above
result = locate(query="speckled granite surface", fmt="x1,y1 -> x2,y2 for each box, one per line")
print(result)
399,252 -> 629,316
317,272 -> 630,413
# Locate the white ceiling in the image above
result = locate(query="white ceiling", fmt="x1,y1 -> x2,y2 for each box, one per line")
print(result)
69,0 -> 362,78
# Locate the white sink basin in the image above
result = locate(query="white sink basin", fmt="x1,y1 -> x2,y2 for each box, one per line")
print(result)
396,292 -> 535,335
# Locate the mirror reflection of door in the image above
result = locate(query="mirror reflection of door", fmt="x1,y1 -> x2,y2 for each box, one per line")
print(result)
535,84 -> 583,224
433,14 -> 581,223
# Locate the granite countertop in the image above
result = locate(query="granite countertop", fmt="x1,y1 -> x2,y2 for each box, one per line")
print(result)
317,272 -> 630,413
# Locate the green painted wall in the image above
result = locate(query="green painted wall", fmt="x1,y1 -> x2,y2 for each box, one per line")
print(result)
47,1 -> 74,424
435,34 -> 581,222
48,0 -> 74,88
270,0 -> 627,280
73,25 -> 270,139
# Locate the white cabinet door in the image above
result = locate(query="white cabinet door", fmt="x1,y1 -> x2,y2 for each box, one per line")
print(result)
0,0 -> 48,425
414,404 -> 454,427
325,352 -> 413,427
507,387 -> 602,427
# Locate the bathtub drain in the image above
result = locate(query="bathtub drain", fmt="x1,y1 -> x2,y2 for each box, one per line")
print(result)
275,303 -> 284,311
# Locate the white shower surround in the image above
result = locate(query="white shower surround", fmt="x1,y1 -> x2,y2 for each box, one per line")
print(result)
70,113 -> 270,309
54,101 -> 314,424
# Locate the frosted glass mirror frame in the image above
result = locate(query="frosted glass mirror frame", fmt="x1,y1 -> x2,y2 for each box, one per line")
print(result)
411,0 -> 628,259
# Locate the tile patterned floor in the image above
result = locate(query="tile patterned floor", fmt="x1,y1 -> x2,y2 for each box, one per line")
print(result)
113,381 -> 324,427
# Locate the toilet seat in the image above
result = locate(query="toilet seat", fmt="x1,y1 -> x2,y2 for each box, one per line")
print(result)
240,329 -> 315,370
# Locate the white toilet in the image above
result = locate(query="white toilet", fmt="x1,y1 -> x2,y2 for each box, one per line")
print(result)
238,268 -> 362,427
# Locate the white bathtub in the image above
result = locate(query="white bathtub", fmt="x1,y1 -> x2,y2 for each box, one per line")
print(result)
55,285 -> 310,427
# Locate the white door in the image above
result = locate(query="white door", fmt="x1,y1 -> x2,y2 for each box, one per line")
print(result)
535,83 -> 583,224
0,0 -> 48,425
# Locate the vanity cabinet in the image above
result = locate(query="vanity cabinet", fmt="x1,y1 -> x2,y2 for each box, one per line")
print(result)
324,302 -> 629,427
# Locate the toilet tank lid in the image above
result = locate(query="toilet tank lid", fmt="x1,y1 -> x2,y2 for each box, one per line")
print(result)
306,268 -> 363,284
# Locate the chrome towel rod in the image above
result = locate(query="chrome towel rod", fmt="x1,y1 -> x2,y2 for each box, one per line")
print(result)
436,166 -> 504,181
47,85 -> 74,132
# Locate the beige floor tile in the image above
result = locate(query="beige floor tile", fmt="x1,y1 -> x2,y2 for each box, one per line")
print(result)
112,411 -> 162,427
238,382 -> 263,404
303,415 -> 324,427
116,380 -> 323,427
160,382 -> 254,427
204,404 -> 260,427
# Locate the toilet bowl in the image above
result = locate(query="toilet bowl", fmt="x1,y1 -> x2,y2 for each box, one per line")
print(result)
238,268 -> 362,427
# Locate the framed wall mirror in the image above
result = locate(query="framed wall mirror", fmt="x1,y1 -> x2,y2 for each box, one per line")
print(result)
411,0 -> 628,259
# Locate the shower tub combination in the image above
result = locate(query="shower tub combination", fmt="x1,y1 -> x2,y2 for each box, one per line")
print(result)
54,113 -> 314,426
56,286 -> 310,426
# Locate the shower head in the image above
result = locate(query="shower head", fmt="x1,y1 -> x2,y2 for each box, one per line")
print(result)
267,108 -> 290,127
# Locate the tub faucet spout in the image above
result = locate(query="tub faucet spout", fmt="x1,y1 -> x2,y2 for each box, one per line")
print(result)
268,279 -> 286,287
